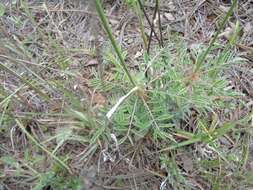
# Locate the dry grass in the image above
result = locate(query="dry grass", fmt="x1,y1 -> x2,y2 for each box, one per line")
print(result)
0,0 -> 253,190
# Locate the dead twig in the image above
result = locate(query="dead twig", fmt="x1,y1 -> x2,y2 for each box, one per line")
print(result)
137,0 -> 161,49
147,0 -> 159,54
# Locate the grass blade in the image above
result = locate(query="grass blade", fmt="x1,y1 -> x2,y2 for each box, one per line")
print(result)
95,0 -> 136,86
15,119 -> 73,174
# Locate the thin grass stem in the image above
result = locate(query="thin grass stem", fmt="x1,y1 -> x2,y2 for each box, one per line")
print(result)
95,0 -> 136,86
15,119 -> 73,174
194,0 -> 237,73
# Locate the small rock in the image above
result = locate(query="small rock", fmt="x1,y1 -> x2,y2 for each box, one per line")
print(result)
164,12 -> 175,21
134,51 -> 142,59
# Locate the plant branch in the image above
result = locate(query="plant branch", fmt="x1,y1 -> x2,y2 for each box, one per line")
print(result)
194,0 -> 237,73
15,119 -> 73,174
137,0 -> 161,45
147,0 -> 159,54
95,0 -> 136,86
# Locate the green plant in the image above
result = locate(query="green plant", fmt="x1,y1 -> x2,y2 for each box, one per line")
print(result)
94,41 -> 240,142
2,0 -> 251,189
92,0 -> 241,147
95,0 -> 136,86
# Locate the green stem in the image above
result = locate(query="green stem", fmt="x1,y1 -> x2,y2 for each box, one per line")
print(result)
134,2 -> 148,50
95,0 -> 136,86
194,0 -> 237,73
15,119 -> 73,174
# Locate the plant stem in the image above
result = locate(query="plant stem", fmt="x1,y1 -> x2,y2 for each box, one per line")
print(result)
95,0 -> 136,86
194,0 -> 237,73
137,0 -> 160,44
134,2 -> 148,50
15,119 -> 73,174
147,0 -> 159,54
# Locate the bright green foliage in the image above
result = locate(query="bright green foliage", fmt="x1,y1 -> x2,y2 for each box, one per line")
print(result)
92,40 -> 241,144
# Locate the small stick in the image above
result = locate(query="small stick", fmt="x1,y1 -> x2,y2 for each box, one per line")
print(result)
147,0 -> 159,54
137,0 -> 161,47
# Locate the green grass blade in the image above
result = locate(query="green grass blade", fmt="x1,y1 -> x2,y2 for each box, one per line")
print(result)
195,0 -> 237,72
15,119 -> 73,174
95,0 -> 136,86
